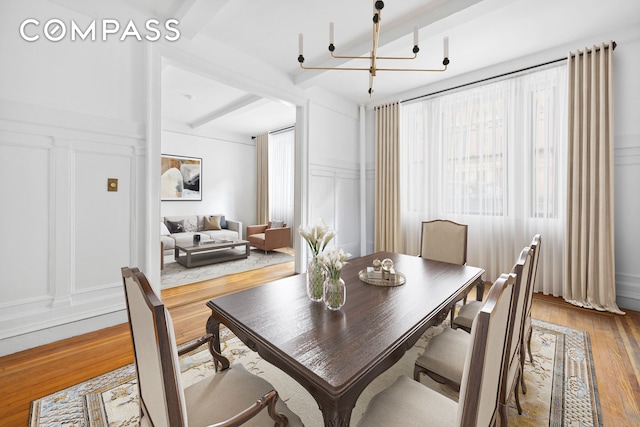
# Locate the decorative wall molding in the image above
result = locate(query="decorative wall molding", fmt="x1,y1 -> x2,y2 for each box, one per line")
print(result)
0,100 -> 144,350
309,166 -> 360,256
0,97 -> 145,143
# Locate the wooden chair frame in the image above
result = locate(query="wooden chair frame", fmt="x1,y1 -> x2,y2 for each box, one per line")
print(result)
121,267 -> 290,427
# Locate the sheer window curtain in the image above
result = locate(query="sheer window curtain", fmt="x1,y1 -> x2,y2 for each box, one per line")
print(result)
268,129 -> 295,231
400,65 -> 567,295
255,133 -> 269,225
564,42 -> 623,314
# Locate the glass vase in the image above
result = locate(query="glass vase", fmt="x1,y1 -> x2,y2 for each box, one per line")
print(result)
323,276 -> 346,311
306,257 -> 325,302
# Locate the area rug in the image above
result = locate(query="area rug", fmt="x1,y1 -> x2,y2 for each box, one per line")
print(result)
161,248 -> 294,288
30,319 -> 601,427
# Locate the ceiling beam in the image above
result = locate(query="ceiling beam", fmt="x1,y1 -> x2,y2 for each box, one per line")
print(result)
190,94 -> 262,129
175,0 -> 231,40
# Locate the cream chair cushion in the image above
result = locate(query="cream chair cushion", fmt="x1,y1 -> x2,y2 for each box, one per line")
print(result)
356,375 -> 458,427
185,364 -> 302,427
414,328 -> 470,385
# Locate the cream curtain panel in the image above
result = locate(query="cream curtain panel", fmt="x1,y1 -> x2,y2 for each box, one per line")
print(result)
255,132 -> 269,225
564,42 -> 623,314
374,102 -> 402,252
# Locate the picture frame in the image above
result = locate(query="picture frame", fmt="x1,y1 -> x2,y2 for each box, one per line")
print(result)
161,154 -> 202,201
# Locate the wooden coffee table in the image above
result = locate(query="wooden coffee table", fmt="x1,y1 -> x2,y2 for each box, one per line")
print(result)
174,239 -> 250,268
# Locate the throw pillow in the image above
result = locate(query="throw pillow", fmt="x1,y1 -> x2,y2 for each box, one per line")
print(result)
220,215 -> 227,229
160,222 -> 171,236
166,220 -> 185,234
270,220 -> 284,229
204,215 -> 222,230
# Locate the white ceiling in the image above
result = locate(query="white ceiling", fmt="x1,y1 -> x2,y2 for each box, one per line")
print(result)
53,0 -> 640,137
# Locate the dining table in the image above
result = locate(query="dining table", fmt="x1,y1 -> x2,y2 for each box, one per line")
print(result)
205,251 -> 484,427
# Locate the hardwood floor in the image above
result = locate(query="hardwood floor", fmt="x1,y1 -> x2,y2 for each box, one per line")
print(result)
1,261 -> 639,426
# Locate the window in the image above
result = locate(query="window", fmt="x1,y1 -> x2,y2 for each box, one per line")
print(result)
400,64 -> 567,284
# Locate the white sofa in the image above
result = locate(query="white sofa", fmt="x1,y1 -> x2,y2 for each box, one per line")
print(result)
161,214 -> 242,254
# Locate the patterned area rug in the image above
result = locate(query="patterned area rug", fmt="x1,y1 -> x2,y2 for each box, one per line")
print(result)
161,248 -> 294,288
30,319 -> 601,427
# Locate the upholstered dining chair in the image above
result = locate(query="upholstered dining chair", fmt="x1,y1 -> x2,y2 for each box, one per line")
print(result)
419,219 -> 471,321
520,234 -> 541,394
413,246 -> 532,426
357,273 -> 517,427
452,235 -> 538,334
121,267 -> 302,427
419,219 -> 468,265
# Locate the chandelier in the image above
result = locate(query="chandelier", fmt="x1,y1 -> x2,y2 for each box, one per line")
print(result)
297,1 -> 449,96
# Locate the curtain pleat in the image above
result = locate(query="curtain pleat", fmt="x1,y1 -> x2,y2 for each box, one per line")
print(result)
255,133 -> 269,225
374,102 -> 402,252
564,42 -> 623,314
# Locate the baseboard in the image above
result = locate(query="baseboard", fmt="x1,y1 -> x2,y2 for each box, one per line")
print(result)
616,274 -> 640,312
617,295 -> 640,312
0,310 -> 128,357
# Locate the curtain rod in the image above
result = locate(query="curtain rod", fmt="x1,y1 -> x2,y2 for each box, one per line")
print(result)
251,125 -> 295,140
270,125 -> 295,135
401,41 -> 616,105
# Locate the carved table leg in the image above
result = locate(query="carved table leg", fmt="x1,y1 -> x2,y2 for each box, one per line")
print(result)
206,314 -> 222,370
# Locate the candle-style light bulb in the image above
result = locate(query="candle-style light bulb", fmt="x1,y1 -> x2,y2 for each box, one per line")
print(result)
330,22 -> 334,44
413,26 -> 418,47
299,33 -> 303,55
444,36 -> 449,58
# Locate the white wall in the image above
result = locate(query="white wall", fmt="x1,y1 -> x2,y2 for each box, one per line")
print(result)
305,88 -> 361,258
612,29 -> 640,311
364,24 -> 640,311
0,0 -> 147,356
160,126 -> 256,235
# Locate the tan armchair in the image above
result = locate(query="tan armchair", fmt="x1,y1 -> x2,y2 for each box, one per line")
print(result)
121,267 -> 302,427
247,221 -> 291,253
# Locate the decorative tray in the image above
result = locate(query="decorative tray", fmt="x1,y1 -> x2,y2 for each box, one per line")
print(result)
358,269 -> 406,287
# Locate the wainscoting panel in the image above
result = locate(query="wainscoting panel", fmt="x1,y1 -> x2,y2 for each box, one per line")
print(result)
309,165 -> 360,257
0,135 -> 52,307
0,99 -> 145,355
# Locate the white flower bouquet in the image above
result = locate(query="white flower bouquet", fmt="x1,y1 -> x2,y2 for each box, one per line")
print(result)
298,218 -> 336,257
317,246 -> 351,281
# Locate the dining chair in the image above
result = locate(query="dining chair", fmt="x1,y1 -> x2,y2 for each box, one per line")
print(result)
413,246 -> 532,426
520,234 -> 541,394
419,219 -> 471,322
452,235 -> 538,333
121,267 -> 302,427
419,219 -> 468,265
357,273 -> 517,427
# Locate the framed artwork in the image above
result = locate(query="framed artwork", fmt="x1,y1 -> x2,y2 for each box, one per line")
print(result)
161,154 -> 202,201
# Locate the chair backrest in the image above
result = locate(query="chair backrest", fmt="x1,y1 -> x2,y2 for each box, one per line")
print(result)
122,267 -> 187,427
419,219 -> 468,265
457,273 -> 517,427
502,246 -> 533,392
523,235 -> 542,323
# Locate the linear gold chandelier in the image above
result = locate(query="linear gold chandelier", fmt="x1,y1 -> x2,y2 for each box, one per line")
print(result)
297,1 -> 449,96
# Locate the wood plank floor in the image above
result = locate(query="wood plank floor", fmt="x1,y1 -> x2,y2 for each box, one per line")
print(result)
1,261 -> 638,426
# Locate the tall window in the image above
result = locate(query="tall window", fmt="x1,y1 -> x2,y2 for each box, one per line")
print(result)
268,128 -> 294,230
400,65 -> 567,293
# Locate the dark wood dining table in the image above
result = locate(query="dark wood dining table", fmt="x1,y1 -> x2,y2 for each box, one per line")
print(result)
205,251 -> 484,427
